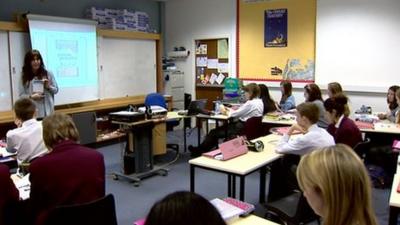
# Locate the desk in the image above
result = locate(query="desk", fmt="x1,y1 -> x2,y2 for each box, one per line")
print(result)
196,114 -> 230,145
111,119 -> 167,186
262,114 -> 296,126
189,134 -> 282,202
229,215 -> 279,225
167,111 -> 189,151
389,174 -> 400,225
359,121 -> 400,134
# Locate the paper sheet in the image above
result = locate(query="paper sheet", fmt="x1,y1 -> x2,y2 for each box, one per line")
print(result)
218,63 -> 229,73
216,73 -> 225,85
13,174 -> 31,200
217,39 -> 229,58
196,57 -> 208,67
207,59 -> 218,69
209,73 -> 218,84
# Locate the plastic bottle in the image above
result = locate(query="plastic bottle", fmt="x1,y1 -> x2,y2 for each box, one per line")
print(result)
215,97 -> 221,114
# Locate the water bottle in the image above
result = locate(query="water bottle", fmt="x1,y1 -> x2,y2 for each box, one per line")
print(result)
215,98 -> 221,114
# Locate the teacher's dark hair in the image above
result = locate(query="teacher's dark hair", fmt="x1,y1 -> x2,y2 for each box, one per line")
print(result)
144,191 -> 226,225
22,49 -> 48,86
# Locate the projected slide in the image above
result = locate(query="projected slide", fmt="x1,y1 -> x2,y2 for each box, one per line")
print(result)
28,16 -> 98,105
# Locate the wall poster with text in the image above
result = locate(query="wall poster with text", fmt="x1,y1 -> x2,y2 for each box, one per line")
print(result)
264,9 -> 287,47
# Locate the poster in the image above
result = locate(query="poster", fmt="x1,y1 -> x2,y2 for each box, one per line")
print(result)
264,9 -> 287,47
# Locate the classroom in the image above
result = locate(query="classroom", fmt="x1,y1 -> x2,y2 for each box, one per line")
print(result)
0,0 -> 399,225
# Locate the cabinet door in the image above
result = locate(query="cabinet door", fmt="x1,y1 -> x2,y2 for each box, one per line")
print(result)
9,31 -> 30,104
0,31 -> 12,111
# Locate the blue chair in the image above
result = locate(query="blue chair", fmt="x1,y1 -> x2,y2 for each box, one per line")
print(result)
145,93 -> 180,151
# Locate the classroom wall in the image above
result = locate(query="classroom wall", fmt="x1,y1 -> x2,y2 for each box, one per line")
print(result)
164,0 -> 237,98
0,0 -> 161,32
164,0 -> 390,114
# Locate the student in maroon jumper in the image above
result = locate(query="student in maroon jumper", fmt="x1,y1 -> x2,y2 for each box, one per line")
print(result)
29,113 -> 105,224
0,164 -> 19,225
324,94 -> 362,148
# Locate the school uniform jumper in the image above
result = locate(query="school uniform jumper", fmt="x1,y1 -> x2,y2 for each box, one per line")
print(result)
29,140 -> 105,225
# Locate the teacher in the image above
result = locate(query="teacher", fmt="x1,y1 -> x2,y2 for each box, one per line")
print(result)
20,49 -> 58,118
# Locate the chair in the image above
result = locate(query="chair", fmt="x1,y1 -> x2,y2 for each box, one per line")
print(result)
241,116 -> 264,140
264,191 -> 319,225
145,93 -> 180,151
43,194 -> 118,225
354,137 -> 371,160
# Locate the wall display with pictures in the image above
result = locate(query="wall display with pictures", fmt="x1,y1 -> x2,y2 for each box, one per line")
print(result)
195,38 -> 229,86
237,0 -> 316,82
195,38 -> 229,110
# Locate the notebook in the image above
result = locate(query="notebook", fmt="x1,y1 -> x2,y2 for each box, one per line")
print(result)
203,136 -> 248,161
210,198 -> 244,221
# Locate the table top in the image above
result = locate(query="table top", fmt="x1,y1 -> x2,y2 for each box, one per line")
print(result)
189,134 -> 282,175
262,114 -> 296,126
197,113 -> 230,120
166,111 -> 186,120
390,174 -> 400,207
228,215 -> 279,225
359,121 -> 400,134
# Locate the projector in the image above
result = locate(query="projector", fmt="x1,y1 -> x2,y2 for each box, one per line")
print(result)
138,105 -> 167,118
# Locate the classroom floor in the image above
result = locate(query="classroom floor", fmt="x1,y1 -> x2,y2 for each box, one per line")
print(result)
98,128 -> 391,225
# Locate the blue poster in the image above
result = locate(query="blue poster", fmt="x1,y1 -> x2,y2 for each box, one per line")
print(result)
264,9 -> 287,47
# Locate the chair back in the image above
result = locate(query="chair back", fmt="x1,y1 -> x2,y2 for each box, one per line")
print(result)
354,137 -> 371,159
265,191 -> 319,225
43,194 -> 118,225
242,116 -> 263,140
145,93 -> 167,109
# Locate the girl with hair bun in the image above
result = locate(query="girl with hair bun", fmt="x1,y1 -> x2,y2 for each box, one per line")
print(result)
323,94 -> 362,148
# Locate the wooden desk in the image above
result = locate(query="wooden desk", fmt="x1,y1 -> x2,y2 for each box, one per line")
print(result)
189,134 -> 282,202
229,215 -> 279,225
389,174 -> 400,225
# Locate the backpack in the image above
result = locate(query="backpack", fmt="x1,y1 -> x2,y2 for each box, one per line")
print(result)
366,164 -> 390,189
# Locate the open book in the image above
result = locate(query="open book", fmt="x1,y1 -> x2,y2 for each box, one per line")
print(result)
210,198 -> 244,221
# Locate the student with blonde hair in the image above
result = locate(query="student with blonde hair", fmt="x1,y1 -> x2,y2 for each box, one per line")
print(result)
327,82 -> 343,98
296,144 -> 378,225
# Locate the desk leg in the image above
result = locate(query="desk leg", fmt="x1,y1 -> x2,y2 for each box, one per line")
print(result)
228,175 -> 232,197
224,121 -> 228,140
232,175 -> 236,198
197,118 -> 201,146
183,127 -> 187,152
259,166 -> 267,203
190,165 -> 195,192
389,206 -> 399,225
239,176 -> 245,201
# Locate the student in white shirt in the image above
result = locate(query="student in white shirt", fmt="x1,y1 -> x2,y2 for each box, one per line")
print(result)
188,83 -> 264,156
268,102 -> 334,201
6,98 -> 48,164
275,102 -> 335,155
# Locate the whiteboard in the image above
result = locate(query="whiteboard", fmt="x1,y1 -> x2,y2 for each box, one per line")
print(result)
2,31 -> 157,110
0,31 -> 12,111
315,0 -> 400,92
10,32 -> 30,106
98,37 -> 157,99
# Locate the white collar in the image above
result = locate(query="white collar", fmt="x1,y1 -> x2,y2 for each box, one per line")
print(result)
335,115 -> 345,128
22,118 -> 38,127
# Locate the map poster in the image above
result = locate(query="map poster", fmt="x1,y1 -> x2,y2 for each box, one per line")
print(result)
264,9 -> 288,47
